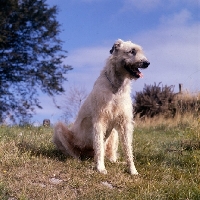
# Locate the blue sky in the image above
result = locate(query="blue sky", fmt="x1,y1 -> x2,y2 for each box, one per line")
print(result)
32,0 -> 200,124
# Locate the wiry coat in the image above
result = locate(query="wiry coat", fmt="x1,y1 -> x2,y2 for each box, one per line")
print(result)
53,39 -> 150,175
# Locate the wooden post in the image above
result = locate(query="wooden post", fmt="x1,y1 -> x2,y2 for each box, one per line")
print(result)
179,84 -> 183,94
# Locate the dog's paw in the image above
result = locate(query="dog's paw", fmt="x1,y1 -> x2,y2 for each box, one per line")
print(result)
130,168 -> 139,176
97,168 -> 107,174
108,157 -> 117,163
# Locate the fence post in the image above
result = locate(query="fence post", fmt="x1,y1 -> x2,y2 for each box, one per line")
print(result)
179,83 -> 183,94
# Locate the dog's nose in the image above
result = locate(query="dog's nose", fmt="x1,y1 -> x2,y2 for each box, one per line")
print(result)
142,61 -> 150,68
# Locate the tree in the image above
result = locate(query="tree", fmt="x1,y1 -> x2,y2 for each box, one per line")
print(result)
61,86 -> 88,124
0,0 -> 72,123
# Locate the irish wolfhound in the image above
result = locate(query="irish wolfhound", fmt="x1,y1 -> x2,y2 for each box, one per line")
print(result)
53,39 -> 150,175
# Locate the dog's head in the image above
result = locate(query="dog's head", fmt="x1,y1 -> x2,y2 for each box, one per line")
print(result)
110,39 -> 150,79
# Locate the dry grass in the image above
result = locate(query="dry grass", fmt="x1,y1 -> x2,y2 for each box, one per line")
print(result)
174,91 -> 200,115
0,115 -> 200,199
135,111 -> 200,129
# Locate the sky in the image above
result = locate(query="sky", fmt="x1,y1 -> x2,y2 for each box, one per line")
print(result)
32,0 -> 200,125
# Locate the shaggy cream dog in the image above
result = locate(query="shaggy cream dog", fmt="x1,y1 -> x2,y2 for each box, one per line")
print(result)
53,39 -> 150,175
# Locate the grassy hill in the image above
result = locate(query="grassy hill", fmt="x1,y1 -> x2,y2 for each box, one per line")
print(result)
0,114 -> 200,199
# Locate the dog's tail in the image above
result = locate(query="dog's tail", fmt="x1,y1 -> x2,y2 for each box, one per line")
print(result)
53,122 -> 80,158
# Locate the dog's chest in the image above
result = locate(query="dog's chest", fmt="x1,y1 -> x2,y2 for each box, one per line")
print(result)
106,95 -> 131,118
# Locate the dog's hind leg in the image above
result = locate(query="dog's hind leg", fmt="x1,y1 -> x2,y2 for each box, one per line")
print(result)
53,122 -> 80,158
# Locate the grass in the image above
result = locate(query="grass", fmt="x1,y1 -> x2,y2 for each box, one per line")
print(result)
0,115 -> 200,199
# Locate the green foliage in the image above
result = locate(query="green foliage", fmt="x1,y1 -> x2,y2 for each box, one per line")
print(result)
0,0 -> 72,123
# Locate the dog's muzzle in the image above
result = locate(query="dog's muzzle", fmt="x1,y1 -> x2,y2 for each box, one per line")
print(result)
124,60 -> 150,79
141,61 -> 150,68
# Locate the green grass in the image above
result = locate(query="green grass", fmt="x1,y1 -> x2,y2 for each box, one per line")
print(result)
0,117 -> 200,199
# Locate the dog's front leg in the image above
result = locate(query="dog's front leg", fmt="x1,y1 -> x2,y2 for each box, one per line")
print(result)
93,123 -> 107,174
119,123 -> 138,175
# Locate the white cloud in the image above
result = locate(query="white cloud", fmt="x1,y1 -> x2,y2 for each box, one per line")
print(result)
66,46 -> 109,69
123,0 -> 161,12
167,0 -> 199,7
72,0 -> 105,2
160,9 -> 192,26
122,0 -> 199,12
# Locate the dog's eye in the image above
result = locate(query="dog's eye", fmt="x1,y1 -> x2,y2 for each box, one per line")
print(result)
129,49 -> 136,55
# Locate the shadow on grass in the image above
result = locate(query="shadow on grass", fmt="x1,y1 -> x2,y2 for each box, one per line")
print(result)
0,183 -> 10,200
17,141 -> 68,161
17,141 -> 94,162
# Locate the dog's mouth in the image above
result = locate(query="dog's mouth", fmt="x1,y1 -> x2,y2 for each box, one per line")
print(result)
124,65 -> 143,79
124,61 -> 150,79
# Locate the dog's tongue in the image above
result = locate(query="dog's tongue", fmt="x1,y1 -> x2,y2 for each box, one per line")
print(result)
135,68 -> 143,78
139,72 -> 143,78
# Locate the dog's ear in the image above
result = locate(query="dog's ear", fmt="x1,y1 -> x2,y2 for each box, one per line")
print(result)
110,39 -> 123,54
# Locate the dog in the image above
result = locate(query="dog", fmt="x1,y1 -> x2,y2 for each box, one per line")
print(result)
53,39 -> 150,175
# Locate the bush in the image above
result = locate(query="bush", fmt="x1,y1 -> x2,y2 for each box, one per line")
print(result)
133,83 -> 175,118
133,83 -> 200,119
